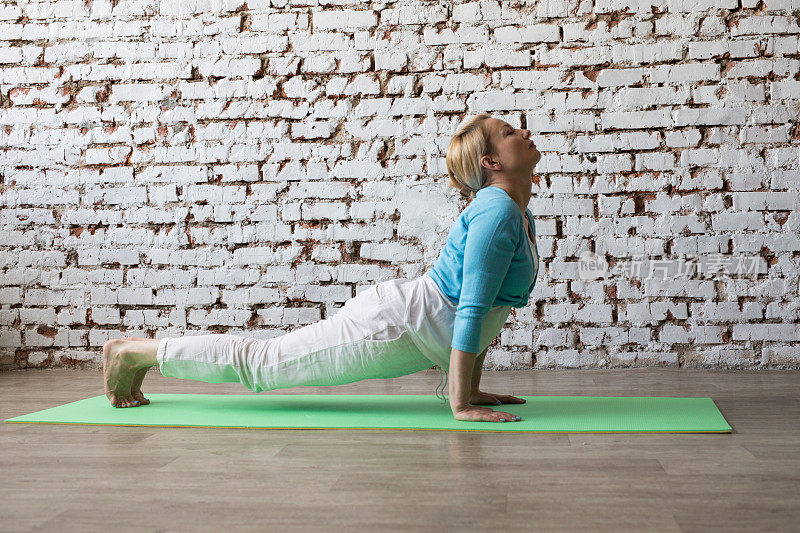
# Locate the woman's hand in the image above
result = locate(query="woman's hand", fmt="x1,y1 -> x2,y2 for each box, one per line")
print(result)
453,405 -> 521,423
469,390 -> 527,406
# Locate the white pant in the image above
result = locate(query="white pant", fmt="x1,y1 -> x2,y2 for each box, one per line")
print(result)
156,272 -> 513,400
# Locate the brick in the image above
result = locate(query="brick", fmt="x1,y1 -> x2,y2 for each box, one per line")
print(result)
452,2 -> 481,23
580,326 -> 628,346
313,10 -> 377,31
691,301 -> 763,322
732,323 -> 798,341
712,212 -> 765,232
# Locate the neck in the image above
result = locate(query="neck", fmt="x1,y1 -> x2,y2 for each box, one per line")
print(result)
485,170 -> 533,216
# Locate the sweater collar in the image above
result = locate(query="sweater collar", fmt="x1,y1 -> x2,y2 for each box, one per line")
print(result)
476,186 -> 508,199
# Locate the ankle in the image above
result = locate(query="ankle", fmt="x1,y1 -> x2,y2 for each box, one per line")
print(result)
119,341 -> 158,370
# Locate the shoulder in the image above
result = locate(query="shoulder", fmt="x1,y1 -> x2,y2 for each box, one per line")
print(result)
463,197 -> 521,243
466,197 -> 521,227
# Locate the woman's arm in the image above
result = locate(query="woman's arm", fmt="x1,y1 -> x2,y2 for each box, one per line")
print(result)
468,345 -> 528,407
470,346 -> 488,396
449,346 -> 521,423
448,347 -> 475,414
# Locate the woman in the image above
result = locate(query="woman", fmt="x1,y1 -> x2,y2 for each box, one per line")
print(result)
102,113 -> 541,423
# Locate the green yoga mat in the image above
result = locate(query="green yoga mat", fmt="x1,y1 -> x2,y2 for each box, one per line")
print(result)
4,394 -> 732,433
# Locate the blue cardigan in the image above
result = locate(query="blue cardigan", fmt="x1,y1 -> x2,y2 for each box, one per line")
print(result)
427,186 -> 539,353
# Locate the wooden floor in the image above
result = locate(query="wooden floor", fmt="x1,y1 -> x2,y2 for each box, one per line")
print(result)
1,367 -> 798,532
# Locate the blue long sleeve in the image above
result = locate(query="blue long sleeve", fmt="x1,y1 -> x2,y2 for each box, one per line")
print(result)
451,203 -> 521,353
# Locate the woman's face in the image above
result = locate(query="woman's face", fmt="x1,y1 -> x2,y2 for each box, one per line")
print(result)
481,118 -> 541,175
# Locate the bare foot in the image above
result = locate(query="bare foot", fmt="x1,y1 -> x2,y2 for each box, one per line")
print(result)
103,339 -> 144,408
131,367 -> 150,405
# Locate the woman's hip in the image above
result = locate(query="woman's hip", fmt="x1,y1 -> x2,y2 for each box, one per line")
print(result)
377,272 -> 513,369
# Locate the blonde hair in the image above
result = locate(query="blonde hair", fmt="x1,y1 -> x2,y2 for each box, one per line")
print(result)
445,113 -> 495,200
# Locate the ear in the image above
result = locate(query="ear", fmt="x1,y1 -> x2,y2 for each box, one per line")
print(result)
480,154 -> 501,172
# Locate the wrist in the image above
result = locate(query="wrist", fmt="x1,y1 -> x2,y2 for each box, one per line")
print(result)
450,400 -> 471,414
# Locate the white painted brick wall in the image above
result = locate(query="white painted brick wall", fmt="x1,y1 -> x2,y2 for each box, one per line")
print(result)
0,1 -> 798,372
